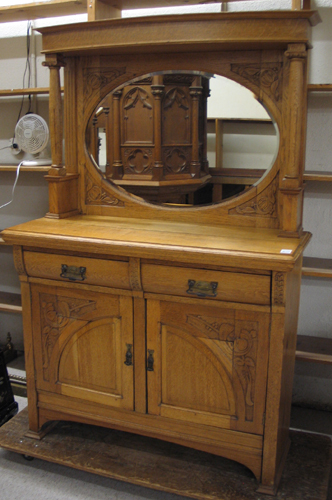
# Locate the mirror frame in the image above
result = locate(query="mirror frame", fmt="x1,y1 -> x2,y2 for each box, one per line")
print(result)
39,11 -> 313,234
85,70 -> 280,208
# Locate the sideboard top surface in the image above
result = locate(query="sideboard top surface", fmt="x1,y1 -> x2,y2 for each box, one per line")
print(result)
2,216 -> 311,271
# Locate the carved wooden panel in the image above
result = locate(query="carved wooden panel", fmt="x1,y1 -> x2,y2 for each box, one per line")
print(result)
160,323 -> 235,416
122,86 -> 154,144
39,292 -> 96,382
163,147 -> 190,175
85,171 -> 125,206
230,175 -> 278,218
31,285 -> 134,410
147,300 -> 269,434
123,148 -> 154,176
273,272 -> 285,305
13,246 -> 26,276
186,314 -> 258,422
129,258 -> 142,291
162,86 -> 191,145
58,317 -> 121,394
231,62 -> 283,105
83,67 -> 127,102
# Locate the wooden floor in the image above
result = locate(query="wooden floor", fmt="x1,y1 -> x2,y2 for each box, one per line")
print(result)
0,408 -> 330,500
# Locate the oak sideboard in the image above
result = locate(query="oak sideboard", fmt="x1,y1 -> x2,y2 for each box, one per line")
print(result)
2,10 -> 319,495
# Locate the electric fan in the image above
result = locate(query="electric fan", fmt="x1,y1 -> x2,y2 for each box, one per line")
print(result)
14,113 -> 51,165
0,114 -> 51,209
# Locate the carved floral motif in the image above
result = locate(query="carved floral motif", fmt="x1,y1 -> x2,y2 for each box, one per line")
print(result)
230,176 -> 278,218
186,314 -> 235,340
40,293 -> 96,381
13,246 -> 25,276
83,67 -> 127,100
231,63 -> 283,102
187,314 -> 258,421
85,171 -> 124,206
274,272 -> 285,305
227,324 -> 258,421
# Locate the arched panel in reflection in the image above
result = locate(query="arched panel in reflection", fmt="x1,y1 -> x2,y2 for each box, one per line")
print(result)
86,72 -> 279,206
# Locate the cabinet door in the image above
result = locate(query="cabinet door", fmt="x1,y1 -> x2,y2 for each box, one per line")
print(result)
147,300 -> 270,434
31,284 -> 134,410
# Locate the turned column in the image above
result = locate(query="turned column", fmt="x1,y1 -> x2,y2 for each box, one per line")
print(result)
189,76 -> 203,177
151,75 -> 165,181
280,43 -> 307,236
110,89 -> 123,179
91,115 -> 98,164
43,54 -> 65,176
201,79 -> 210,175
103,106 -> 110,174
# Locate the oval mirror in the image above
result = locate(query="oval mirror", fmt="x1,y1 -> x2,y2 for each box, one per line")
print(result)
86,71 -> 279,206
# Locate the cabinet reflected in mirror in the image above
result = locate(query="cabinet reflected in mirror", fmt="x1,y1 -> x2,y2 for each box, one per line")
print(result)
86,72 -> 279,206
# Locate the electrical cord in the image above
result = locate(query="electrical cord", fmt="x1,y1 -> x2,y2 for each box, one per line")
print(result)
13,21 -> 32,146
0,21 -> 35,210
0,162 -> 23,210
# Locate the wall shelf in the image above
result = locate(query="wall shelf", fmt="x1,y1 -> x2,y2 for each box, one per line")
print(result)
302,257 -> 332,278
308,84 -> 332,92
209,167 -> 264,185
0,0 -> 88,24
0,87 -> 50,97
304,170 -> 332,182
301,81 -> 332,368
0,292 -> 22,314
0,165 -> 51,172
0,0 -> 312,25
296,335 -> 332,365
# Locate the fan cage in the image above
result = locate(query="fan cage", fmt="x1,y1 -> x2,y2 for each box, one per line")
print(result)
15,114 -> 49,154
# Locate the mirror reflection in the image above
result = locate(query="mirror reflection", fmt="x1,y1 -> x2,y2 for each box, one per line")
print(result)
86,72 -> 278,206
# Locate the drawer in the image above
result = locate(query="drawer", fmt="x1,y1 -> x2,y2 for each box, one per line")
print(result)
24,251 -> 131,290
141,264 -> 270,305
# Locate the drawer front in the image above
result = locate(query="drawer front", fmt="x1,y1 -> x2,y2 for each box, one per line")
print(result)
141,264 -> 270,305
24,251 -> 131,290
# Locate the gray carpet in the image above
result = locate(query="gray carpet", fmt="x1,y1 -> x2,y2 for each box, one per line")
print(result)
0,397 -> 183,500
0,398 -> 331,500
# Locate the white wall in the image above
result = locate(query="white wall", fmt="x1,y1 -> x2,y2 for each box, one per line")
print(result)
294,3 -> 332,410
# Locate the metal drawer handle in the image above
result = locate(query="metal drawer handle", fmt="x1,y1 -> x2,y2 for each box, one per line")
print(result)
186,279 -> 218,298
60,264 -> 86,282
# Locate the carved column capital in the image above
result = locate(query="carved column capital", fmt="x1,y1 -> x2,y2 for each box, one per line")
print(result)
284,48 -> 307,62
112,88 -> 123,100
151,84 -> 165,99
42,53 -> 66,69
189,86 -> 203,99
